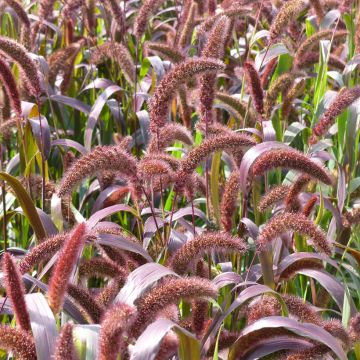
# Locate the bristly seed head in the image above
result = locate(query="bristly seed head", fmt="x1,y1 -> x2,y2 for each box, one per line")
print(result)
54,323 -> 78,360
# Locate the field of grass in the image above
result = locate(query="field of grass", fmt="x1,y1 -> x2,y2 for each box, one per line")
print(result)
0,0 -> 360,358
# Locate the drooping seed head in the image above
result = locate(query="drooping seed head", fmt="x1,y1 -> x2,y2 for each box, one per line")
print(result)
145,42 -> 185,63
148,58 -> 225,134
57,145 -> 139,198
284,174 -> 312,212
257,212 -> 332,254
349,313 -> 360,343
310,86 -> 360,143
0,36 -> 41,97
170,231 -> 248,274
251,148 -> 333,186
258,185 -> 290,212
131,277 -> 217,338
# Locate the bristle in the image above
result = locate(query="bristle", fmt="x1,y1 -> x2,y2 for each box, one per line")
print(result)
251,148 -> 333,186
131,277 -> 217,338
175,133 -> 255,194
261,58 -> 278,89
258,185 -> 290,212
95,277 -> 125,307
199,16 -> 230,124
67,284 -> 104,323
148,58 -> 225,134
0,325 -> 37,360
296,51 -> 345,70
48,223 -> 88,314
257,212 -> 332,254
264,72 -> 295,119
2,253 -> 31,332
322,318 -> 350,349
54,323 -> 78,360
0,36 -> 42,97
215,92 -> 249,121
243,61 -> 264,116
220,170 -> 242,231
269,0 -> 307,41
282,78 -> 306,118
98,303 -> 136,360
147,123 -> 193,153
134,0 -> 167,39
0,58 -> 21,116
57,145 -> 139,198
103,0 -> 125,33
155,331 -> 179,360
170,231 -> 247,274
310,87 -> 360,143
178,2 -> 197,49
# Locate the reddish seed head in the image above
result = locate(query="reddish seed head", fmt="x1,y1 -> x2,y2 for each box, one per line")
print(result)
2,253 -> 31,332
54,323 -> 77,360
48,223 -> 87,314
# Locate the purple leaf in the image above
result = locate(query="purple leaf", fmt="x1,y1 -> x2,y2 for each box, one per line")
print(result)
97,233 -> 153,262
212,272 -> 243,289
84,85 -> 122,151
25,293 -> 58,360
28,116 -> 51,160
52,139 -> 87,155
131,318 -> 200,360
87,204 -> 139,228
50,94 -> 91,114
229,316 -> 347,360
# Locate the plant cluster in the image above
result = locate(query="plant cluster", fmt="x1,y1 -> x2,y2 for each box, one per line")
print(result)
0,0 -> 360,359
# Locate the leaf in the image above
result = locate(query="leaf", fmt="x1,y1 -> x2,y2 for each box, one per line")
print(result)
255,43 -> 289,69
84,85 -> 123,151
73,324 -> 100,360
0,172 -> 46,240
228,316 -> 347,360
212,272 -> 243,289
115,263 -> 179,305
97,233 -> 153,262
25,293 -> 58,360
28,116 -> 51,160
51,139 -> 88,155
130,318 -> 200,360
87,204 -> 139,228
50,95 -> 91,114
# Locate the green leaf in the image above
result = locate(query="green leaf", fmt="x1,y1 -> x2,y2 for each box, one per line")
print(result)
0,172 -> 46,241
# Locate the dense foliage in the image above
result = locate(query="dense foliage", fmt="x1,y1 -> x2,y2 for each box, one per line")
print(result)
0,0 -> 359,358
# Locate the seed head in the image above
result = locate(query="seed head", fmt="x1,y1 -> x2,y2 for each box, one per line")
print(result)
67,284 -> 104,323
57,145 -> 139,198
54,323 -> 78,360
257,212 -> 332,254
148,58 -> 225,133
145,42 -> 185,63
131,277 -> 217,338
310,87 -> 360,143
251,148 -> 333,186
349,313 -> 360,343
90,42 -> 135,84
2,253 -> 31,332
296,51 -> 345,70
269,0 -> 307,41
175,133 -> 255,194
170,231 -> 247,274
48,223 -> 88,314
258,185 -> 290,212
243,61 -> 264,115
98,303 -> 136,360
0,36 -> 41,97
0,325 -> 37,360
221,171 -> 242,231
19,233 -> 67,274
178,2 -> 197,49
